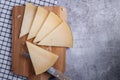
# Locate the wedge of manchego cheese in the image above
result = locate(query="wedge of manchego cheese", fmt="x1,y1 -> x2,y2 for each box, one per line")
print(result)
26,41 -> 58,75
33,12 -> 62,43
27,7 -> 49,40
19,3 -> 37,38
38,22 -> 73,47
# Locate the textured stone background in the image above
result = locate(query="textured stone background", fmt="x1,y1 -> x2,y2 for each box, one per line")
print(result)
58,0 -> 120,80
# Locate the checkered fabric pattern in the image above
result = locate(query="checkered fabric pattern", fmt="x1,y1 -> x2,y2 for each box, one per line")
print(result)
0,0 -> 57,80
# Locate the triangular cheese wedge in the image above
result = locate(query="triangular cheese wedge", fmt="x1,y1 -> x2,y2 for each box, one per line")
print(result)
33,12 -> 62,43
27,7 -> 49,40
26,41 -> 58,75
38,22 -> 73,47
19,3 -> 37,38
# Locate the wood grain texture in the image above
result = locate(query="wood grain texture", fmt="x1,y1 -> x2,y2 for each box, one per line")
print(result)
12,6 -> 66,80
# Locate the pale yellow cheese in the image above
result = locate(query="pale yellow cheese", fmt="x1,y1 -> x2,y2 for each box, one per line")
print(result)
38,22 -> 73,47
27,7 -> 49,40
33,12 -> 62,43
26,41 -> 58,75
19,3 -> 37,38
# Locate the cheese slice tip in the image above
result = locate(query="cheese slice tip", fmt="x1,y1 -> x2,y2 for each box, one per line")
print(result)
38,22 -> 73,47
27,7 -> 49,40
19,3 -> 37,38
33,12 -> 62,43
26,41 -> 58,75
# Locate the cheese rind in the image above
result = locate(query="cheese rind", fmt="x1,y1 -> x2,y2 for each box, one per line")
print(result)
38,22 -> 73,47
19,3 -> 37,38
27,7 -> 49,40
26,41 -> 58,75
33,12 -> 62,43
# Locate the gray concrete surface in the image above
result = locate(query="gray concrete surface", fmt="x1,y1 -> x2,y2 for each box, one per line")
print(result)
58,0 -> 120,80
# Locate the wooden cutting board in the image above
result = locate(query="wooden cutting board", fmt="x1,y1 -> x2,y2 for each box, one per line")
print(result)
12,6 -> 67,80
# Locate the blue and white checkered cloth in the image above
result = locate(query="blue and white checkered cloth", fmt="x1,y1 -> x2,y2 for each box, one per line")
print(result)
0,0 -> 57,79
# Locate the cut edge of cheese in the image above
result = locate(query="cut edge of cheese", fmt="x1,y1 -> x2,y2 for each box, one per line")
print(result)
33,12 -> 62,43
38,22 -> 73,47
26,41 -> 58,75
19,3 -> 37,38
27,7 -> 49,40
